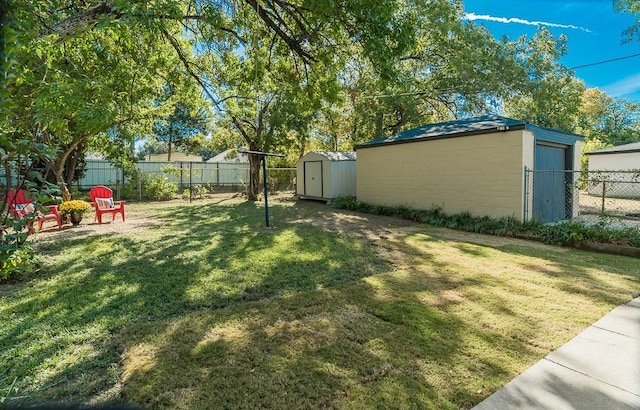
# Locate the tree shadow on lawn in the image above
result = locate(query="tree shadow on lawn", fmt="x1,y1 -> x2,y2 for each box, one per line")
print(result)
0,200 -> 390,405
4,199 -> 640,408
111,205 -> 639,410
116,281 -> 485,409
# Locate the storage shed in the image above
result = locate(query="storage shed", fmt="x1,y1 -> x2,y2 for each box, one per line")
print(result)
355,115 -> 584,222
586,142 -> 640,198
296,151 -> 356,201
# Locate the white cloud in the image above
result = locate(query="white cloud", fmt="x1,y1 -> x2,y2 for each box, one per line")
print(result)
463,12 -> 593,33
601,73 -> 640,98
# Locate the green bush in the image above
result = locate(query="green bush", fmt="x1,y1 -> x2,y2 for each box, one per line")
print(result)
0,238 -> 38,281
143,175 -> 178,201
333,196 -> 640,248
181,185 -> 212,200
333,196 -> 359,210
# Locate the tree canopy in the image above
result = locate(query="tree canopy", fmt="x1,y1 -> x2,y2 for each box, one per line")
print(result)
4,0 -> 640,203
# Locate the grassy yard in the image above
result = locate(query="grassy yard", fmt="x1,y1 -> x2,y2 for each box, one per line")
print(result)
1,196 -> 639,409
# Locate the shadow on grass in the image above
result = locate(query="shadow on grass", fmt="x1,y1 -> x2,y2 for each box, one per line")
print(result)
2,199 -> 639,408
0,200 -> 389,405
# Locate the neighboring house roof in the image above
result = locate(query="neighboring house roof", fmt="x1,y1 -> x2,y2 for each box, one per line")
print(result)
85,152 -> 105,160
355,114 -> 583,149
145,153 -> 203,161
310,151 -> 357,161
207,149 -> 249,163
586,141 -> 640,156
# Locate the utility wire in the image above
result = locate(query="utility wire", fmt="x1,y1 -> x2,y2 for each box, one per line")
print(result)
571,53 -> 640,69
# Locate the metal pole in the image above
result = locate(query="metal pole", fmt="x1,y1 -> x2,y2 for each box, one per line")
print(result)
262,155 -> 269,227
523,166 -> 529,222
236,147 -> 284,227
601,180 -> 606,214
138,170 -> 142,202
189,162 -> 193,203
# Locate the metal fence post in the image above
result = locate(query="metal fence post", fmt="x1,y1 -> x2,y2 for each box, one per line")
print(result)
601,180 -> 606,214
523,166 -> 529,222
138,169 -> 142,202
189,162 -> 193,203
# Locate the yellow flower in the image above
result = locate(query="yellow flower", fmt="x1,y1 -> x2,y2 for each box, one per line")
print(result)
58,200 -> 91,216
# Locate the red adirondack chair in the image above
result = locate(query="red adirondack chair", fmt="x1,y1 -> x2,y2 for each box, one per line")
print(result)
89,185 -> 125,224
5,189 -> 62,232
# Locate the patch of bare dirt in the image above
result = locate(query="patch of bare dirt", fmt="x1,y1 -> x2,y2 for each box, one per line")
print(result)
31,208 -> 162,245
288,207 -> 420,241
27,192 -> 560,253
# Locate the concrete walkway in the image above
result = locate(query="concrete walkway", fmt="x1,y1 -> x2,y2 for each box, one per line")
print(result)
474,297 -> 640,409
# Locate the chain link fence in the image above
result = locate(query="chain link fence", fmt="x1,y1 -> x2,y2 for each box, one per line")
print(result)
524,169 -> 640,224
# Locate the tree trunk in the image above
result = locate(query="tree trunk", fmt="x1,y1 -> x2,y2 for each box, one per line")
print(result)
54,165 -> 72,201
247,142 -> 261,201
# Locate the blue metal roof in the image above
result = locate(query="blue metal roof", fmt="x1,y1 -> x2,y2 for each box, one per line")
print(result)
355,114 -> 583,149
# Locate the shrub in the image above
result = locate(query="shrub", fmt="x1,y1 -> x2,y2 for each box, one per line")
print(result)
334,199 -> 640,248
143,175 -> 178,201
333,196 -> 359,210
0,245 -> 38,281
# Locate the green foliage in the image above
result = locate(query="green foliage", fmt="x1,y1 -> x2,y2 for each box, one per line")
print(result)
149,85 -> 211,160
182,185 -> 211,200
615,0 -> 640,43
503,28 -> 584,131
575,88 -> 640,148
333,197 -> 640,247
333,195 -> 360,210
0,242 -> 37,281
161,165 -> 181,178
142,175 -> 178,201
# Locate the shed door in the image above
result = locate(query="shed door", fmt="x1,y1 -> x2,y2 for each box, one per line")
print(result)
304,161 -> 323,197
534,143 -> 567,222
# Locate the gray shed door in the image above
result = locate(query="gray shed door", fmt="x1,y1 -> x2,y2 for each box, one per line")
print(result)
304,161 -> 323,197
533,143 -> 567,222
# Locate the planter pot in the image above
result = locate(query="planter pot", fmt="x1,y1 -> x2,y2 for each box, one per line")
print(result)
69,213 -> 83,226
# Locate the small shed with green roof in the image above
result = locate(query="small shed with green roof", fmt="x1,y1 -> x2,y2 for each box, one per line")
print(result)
355,115 -> 584,222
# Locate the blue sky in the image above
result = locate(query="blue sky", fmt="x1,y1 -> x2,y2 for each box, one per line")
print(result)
461,0 -> 640,102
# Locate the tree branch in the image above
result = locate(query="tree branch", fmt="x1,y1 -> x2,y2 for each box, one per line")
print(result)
244,0 -> 316,63
52,1 -> 119,37
161,28 -> 253,143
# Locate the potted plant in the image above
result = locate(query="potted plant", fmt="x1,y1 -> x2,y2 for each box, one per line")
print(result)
58,200 -> 91,226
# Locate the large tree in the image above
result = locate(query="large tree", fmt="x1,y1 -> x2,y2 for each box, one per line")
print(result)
3,2 -> 201,199
576,88 -> 640,146
4,0 -> 587,201
615,0 -> 640,43
503,28 -> 584,131
150,85 -> 211,161
3,0 -> 449,200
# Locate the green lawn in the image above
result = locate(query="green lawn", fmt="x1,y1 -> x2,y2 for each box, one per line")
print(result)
1,197 -> 639,409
